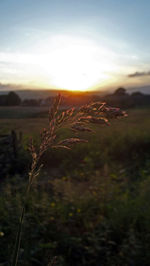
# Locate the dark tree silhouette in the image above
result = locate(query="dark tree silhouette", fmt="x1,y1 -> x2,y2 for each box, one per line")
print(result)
113,87 -> 127,96
6,91 -> 21,106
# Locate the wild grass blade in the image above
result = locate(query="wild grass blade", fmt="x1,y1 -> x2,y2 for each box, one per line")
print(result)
11,206 -> 25,266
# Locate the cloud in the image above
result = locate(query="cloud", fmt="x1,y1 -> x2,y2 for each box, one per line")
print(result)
128,71 -> 150,78
0,82 -> 24,91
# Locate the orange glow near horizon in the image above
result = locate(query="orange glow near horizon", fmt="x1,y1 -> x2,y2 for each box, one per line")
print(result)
0,36 -> 120,91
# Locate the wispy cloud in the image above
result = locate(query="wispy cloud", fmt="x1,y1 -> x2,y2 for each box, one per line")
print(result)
128,71 -> 150,78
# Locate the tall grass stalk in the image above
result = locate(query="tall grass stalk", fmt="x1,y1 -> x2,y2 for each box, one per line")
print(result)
11,94 -> 127,266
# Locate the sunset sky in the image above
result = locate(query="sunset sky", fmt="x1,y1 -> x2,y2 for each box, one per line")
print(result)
1,0 -> 150,91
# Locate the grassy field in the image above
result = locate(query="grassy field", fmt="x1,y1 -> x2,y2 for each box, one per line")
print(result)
0,106 -> 49,119
1,106 -> 150,265
1,106 -> 150,139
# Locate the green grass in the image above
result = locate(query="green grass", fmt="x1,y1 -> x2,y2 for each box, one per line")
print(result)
0,106 -> 49,119
1,107 -> 150,265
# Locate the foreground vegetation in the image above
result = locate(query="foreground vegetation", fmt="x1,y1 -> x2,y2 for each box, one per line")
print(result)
0,106 -> 150,265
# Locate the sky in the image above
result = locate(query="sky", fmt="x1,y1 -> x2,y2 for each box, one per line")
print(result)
1,0 -> 150,91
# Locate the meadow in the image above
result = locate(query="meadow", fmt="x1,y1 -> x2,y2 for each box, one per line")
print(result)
1,105 -> 150,265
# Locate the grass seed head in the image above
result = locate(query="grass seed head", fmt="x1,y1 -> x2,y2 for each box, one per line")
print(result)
58,138 -> 88,146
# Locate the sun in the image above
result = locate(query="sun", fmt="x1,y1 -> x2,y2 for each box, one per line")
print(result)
32,36 -> 117,91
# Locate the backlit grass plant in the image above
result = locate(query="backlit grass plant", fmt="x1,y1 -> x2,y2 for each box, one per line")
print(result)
11,94 -> 127,266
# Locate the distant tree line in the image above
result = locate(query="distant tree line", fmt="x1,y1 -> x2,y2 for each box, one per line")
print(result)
60,88 -> 150,108
102,87 -> 150,108
0,88 -> 150,108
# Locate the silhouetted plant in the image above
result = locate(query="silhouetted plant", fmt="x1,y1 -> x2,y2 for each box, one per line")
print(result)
11,94 -> 127,266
